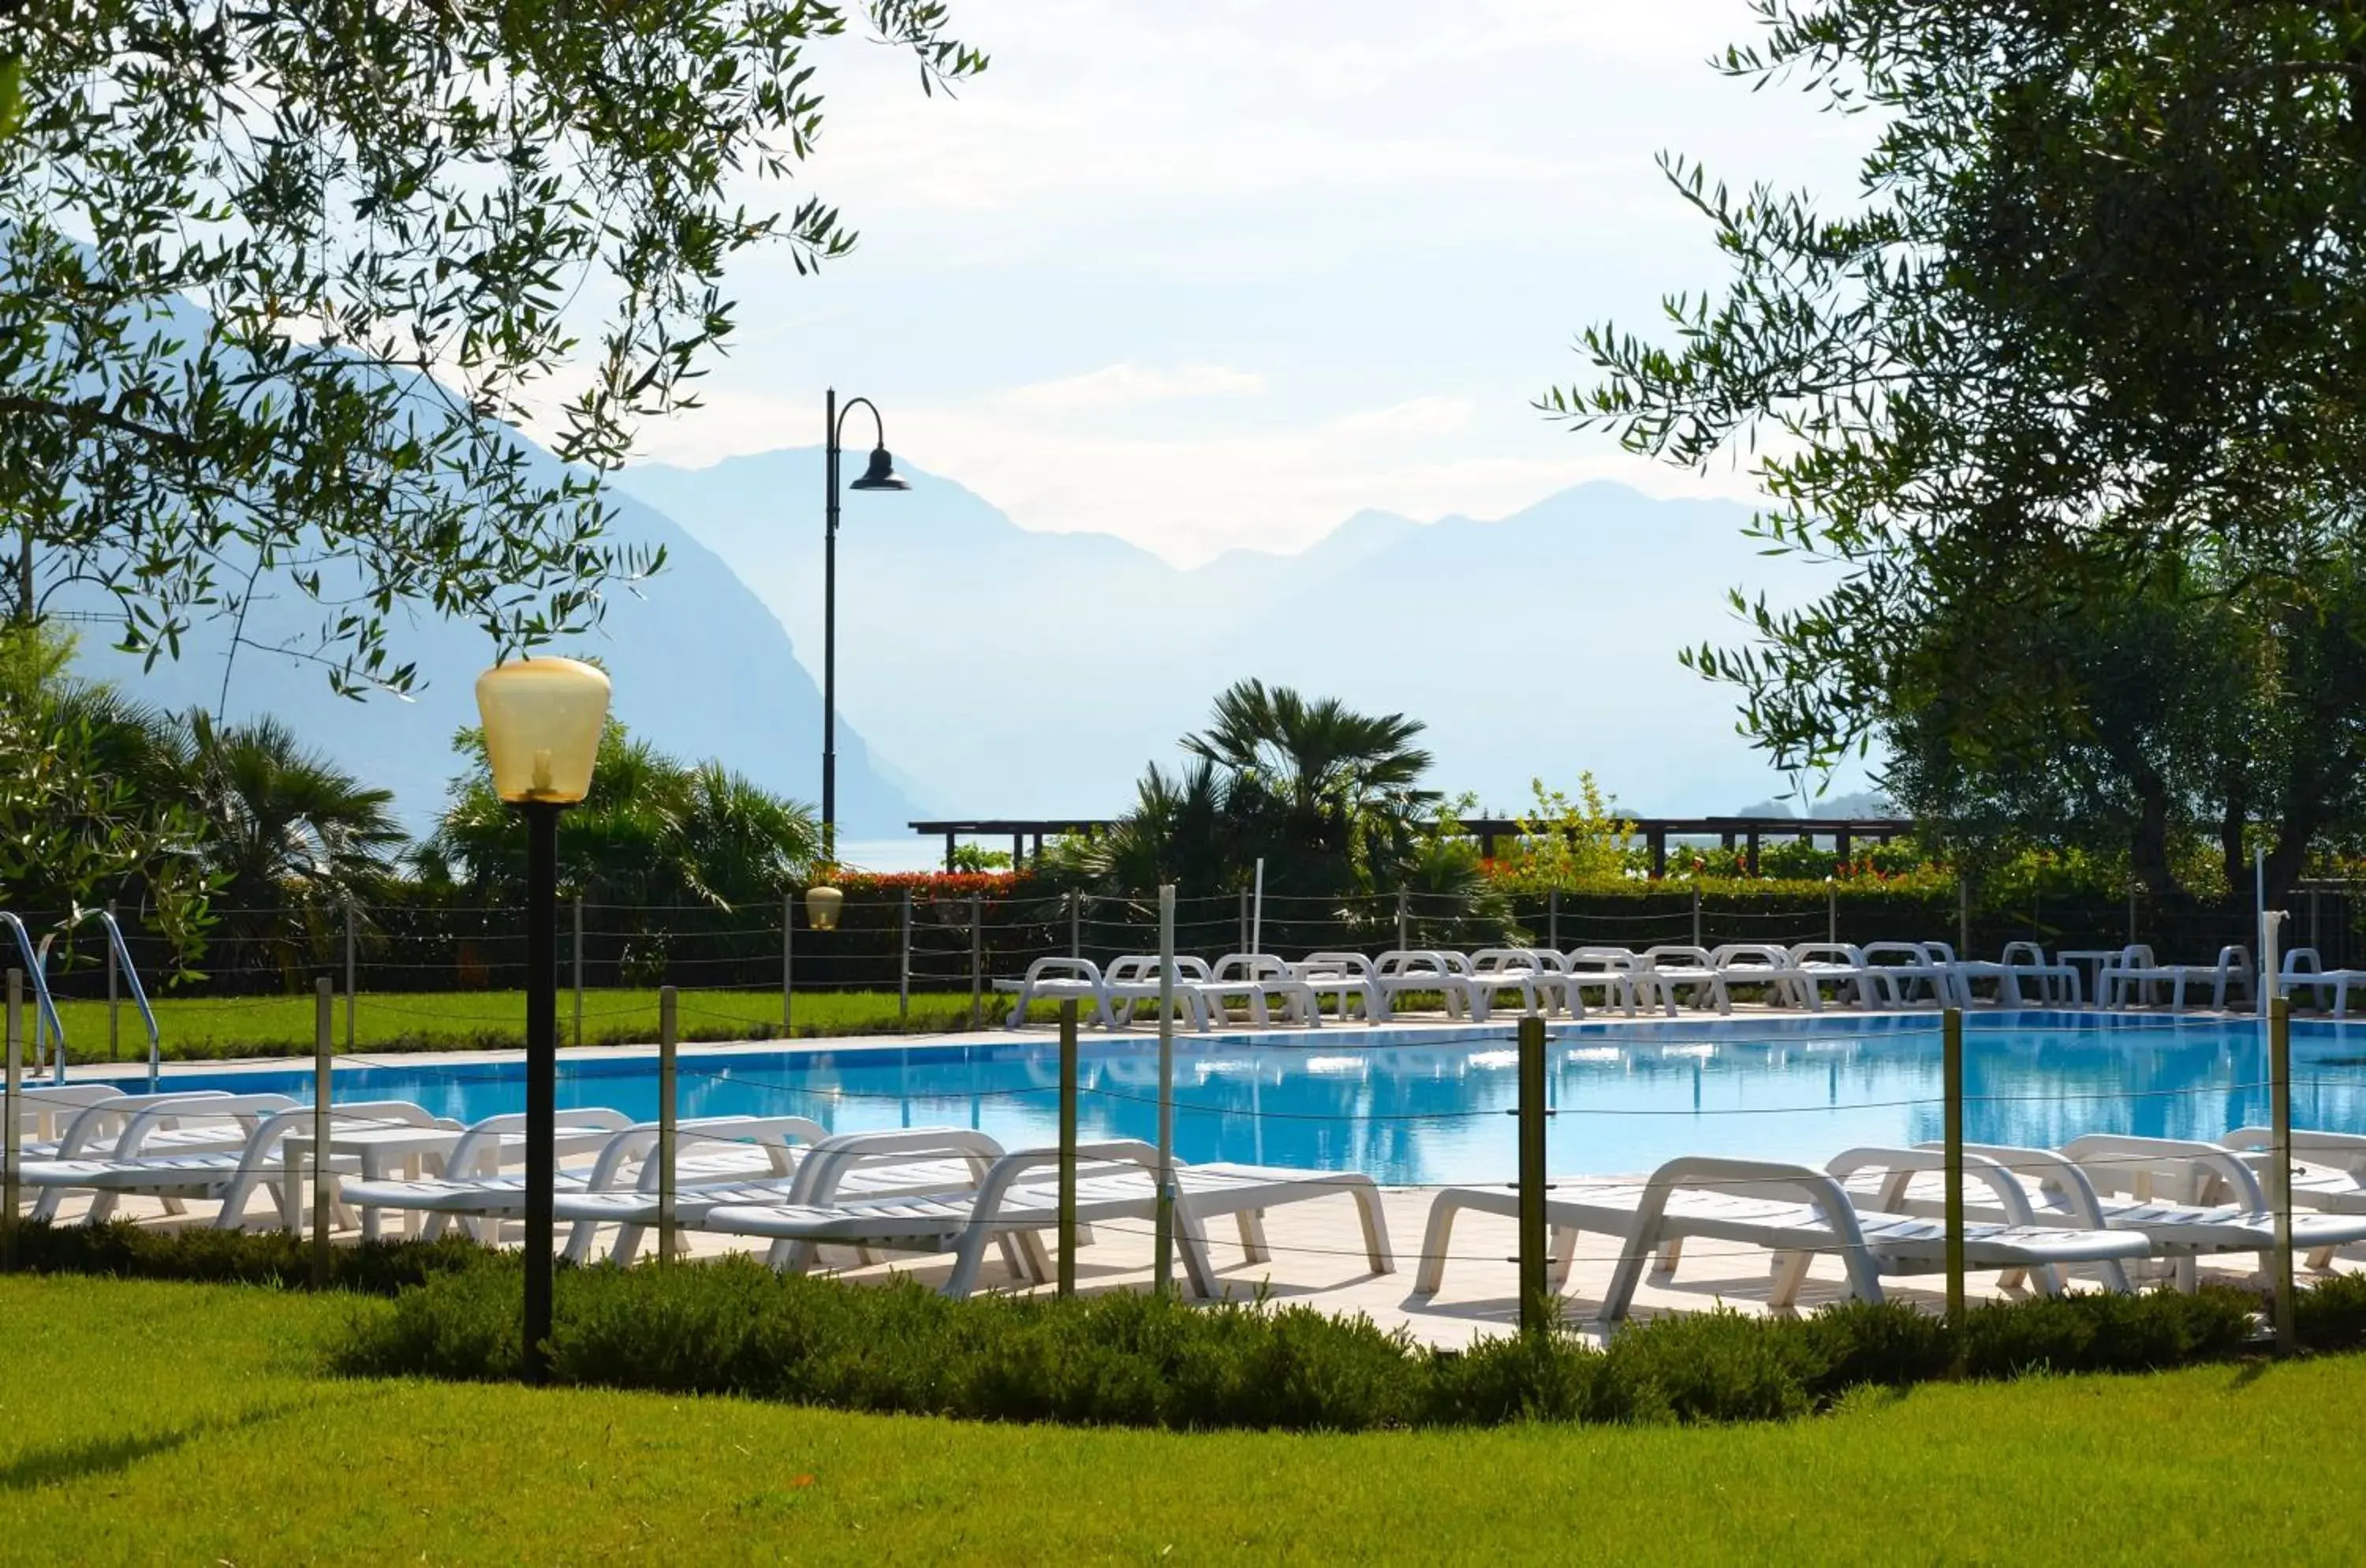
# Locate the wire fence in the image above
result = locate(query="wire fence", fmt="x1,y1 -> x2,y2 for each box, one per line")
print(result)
10,883 -> 2324,1014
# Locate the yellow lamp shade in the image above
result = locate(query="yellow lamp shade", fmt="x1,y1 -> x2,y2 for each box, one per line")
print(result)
805,885 -> 844,932
474,657 -> 611,805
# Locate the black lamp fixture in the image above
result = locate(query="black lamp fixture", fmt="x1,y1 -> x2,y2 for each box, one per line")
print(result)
819,389 -> 909,868
472,655 -> 610,1385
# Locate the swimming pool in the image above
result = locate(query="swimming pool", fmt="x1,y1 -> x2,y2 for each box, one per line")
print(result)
154,1011 -> 2366,1185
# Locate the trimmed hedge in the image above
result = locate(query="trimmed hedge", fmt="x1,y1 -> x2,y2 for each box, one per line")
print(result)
5,1219 -> 487,1294
17,1223 -> 2364,1432
334,1252 -> 2270,1432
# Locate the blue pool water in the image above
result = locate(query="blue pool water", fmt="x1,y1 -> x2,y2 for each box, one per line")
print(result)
155,1011 -> 2366,1185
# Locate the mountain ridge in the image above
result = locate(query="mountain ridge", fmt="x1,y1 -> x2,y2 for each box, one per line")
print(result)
612,454 -> 1853,820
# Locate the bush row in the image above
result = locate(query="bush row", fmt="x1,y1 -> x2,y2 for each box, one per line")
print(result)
5,1219 -> 490,1294
334,1252 -> 2301,1432
23,1223 -> 2366,1431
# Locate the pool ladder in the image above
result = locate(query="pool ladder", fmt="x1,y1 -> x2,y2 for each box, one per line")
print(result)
0,909 -> 162,1088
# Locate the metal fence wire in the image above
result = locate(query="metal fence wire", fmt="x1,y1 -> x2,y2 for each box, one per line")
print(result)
8,884 -> 2319,1007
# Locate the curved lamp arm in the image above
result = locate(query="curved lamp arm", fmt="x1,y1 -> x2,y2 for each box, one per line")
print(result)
834,395 -> 887,451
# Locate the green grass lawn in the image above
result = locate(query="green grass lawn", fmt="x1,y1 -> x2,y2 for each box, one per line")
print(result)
47,987 -> 1028,1063
3,1272 -> 2363,1563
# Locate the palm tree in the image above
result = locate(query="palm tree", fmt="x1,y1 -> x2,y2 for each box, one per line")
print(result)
177,711 -> 405,988
1060,681 -> 1501,947
1179,679 -> 1437,901
672,760 -> 819,909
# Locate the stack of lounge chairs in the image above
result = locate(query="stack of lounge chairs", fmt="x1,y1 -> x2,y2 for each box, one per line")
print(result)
1413,1125 -> 2366,1323
995,938 -> 2250,1032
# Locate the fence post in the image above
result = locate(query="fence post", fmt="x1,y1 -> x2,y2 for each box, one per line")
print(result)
572,895 -> 584,1051
1517,1011 -> 1549,1335
344,900 -> 357,1053
4,969 -> 19,1272
1058,999 -> 1078,1299
969,890 -> 983,1030
1153,884 -> 1177,1298
899,887 -> 912,1027
1396,887 -> 1409,954
1070,890 -> 1082,961
782,892 -> 794,1037
1942,1005 -> 1965,1335
1827,882 -> 1837,946
2271,991 -> 2295,1353
1547,890 -> 1559,953
313,976 -> 333,1289
1692,887 -> 1703,950
1238,888 -> 1248,956
659,985 -> 678,1266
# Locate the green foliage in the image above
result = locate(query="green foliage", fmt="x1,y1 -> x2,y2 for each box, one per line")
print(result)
1051,679 -> 1507,944
7,1219 -> 487,1294
1,0 -> 983,694
1485,775 -> 1638,891
424,722 -> 818,917
1555,0 -> 2366,910
0,624 -> 214,973
946,843 -> 1013,873
332,1248 -> 2282,1433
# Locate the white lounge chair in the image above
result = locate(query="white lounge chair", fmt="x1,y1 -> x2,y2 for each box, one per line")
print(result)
2222,1125 -> 2366,1235
554,1125 -> 1008,1264
2100,944 -> 2252,1012
2277,948 -> 2366,1017
1291,952 -> 1383,1024
1709,944 -> 1821,1011
1853,1134 -> 2366,1289
22,1092 -> 300,1221
21,1097 -> 448,1229
1103,954 -> 1216,1032
1368,950 -> 1476,1021
1412,1155 -> 2144,1322
1998,941 -> 2082,1006
1466,948 -> 1558,1021
1788,943 -> 1888,1008
1823,1145 -> 2133,1293
702,1143 -> 1395,1300
1637,946 -> 1733,1014
1559,948 -> 1648,1017
1200,954 -> 1319,1028
1920,940 -> 2013,1006
14,1089 -> 233,1166
343,1112 -> 825,1244
1861,941 -> 1959,1006
994,957 -> 1118,1030
8,1083 -> 129,1148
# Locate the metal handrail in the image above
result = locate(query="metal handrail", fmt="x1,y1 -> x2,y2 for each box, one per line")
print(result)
61,909 -> 162,1090
0,913 -> 68,1085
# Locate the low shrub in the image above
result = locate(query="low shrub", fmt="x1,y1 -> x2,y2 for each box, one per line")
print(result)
2,1223 -> 2334,1432
6,1219 -> 487,1294
2293,1269 -> 2366,1351
329,1253 -> 2304,1433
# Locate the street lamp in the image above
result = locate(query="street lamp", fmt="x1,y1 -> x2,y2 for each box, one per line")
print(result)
821,386 -> 908,865
474,655 -> 610,1383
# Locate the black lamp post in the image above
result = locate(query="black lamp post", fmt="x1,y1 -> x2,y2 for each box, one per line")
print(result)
474,655 -> 610,1384
822,387 -> 908,864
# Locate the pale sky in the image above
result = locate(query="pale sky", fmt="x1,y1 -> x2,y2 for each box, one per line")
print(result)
628,0 -> 1875,566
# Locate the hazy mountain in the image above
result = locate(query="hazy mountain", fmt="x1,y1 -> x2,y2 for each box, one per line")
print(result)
614,451 -> 1853,823
54,463 -> 920,837
1733,790 -> 1897,819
